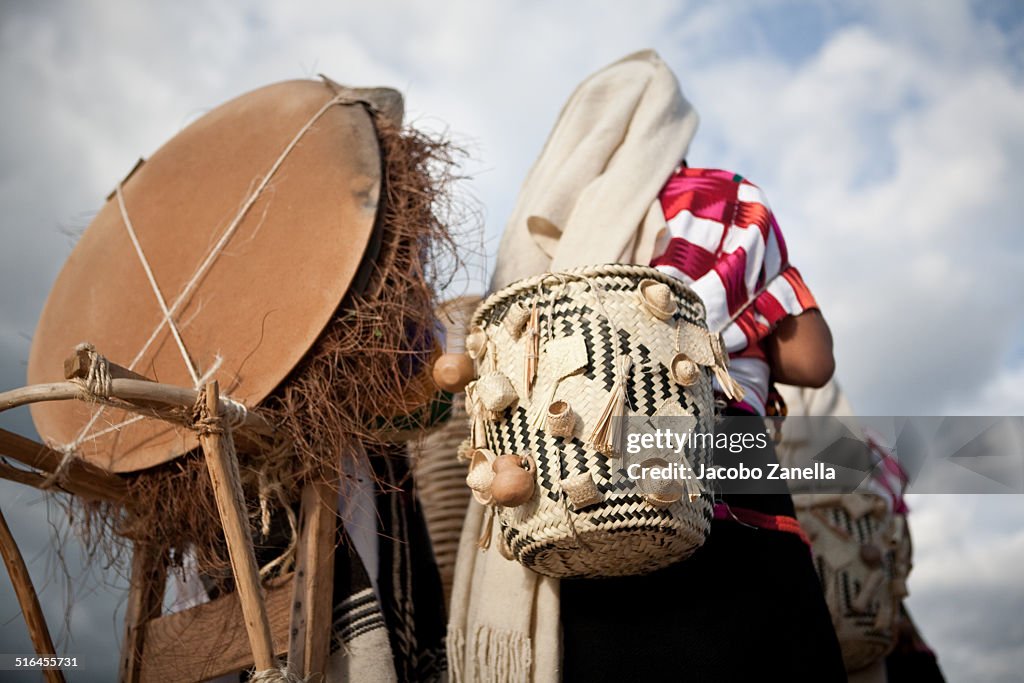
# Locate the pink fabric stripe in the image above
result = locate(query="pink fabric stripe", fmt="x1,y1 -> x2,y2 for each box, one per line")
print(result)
712,246 -> 749,317
781,268 -> 817,310
754,290 -> 788,328
867,433 -> 910,514
732,308 -> 761,350
727,398 -> 759,415
770,213 -> 788,265
712,503 -> 812,547
734,197 -> 773,242
651,236 -> 717,279
660,173 -> 740,224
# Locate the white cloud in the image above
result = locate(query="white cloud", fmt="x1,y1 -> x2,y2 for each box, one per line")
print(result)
944,363 -> 1024,415
905,493 -> 1024,681
670,6 -> 1024,417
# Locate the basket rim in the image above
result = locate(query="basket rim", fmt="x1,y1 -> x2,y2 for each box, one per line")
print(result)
474,264 -> 706,326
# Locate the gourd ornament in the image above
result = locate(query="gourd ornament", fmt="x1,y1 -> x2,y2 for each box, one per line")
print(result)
490,454 -> 536,507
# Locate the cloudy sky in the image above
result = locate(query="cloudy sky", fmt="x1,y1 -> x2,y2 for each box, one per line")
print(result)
1,0 -> 1022,680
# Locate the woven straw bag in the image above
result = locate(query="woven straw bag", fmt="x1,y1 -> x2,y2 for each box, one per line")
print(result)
793,486 -> 912,671
465,264 -> 730,578
410,393 -> 472,602
786,435 -> 913,672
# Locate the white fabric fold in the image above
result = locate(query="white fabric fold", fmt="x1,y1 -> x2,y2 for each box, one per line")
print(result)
490,49 -> 698,290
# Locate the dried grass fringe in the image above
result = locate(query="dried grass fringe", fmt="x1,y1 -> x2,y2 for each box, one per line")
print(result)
63,115 -> 470,583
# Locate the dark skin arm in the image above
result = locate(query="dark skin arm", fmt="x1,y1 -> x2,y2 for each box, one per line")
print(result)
764,308 -> 835,388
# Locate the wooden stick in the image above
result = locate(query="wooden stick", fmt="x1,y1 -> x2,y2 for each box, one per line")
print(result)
0,382 -> 90,411
288,480 -> 338,678
0,428 -> 130,504
118,543 -> 167,683
62,347 -> 171,414
0,379 -> 273,436
0,460 -> 55,491
524,302 -> 539,398
197,381 -> 277,673
64,346 -> 153,384
0,507 -> 66,683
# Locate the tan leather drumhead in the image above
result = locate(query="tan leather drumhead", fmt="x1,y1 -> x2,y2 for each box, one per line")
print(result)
27,79 -> 384,472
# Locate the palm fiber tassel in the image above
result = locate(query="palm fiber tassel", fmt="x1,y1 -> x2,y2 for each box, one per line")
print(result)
587,356 -> 632,455
523,302 -> 540,398
709,332 -> 745,401
713,366 -> 745,402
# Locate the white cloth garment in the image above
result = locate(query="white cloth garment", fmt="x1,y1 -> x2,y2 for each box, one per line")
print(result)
449,49 -> 699,682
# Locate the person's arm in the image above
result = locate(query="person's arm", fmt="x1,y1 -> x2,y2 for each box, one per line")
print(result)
764,309 -> 835,388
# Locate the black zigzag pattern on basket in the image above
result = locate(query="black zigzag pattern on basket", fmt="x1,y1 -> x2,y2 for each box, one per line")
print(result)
476,266 -> 715,577
802,502 -> 898,669
832,506 -> 891,619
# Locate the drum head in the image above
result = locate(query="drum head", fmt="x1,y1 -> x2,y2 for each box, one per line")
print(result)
27,79 -> 386,472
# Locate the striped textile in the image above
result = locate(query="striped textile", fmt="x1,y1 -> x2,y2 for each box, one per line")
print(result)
651,167 -> 818,414
712,503 -> 812,547
864,430 -> 911,515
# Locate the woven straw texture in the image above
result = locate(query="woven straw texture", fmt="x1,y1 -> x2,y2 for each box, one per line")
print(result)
411,395 -> 471,601
471,264 -> 716,578
794,493 -> 911,672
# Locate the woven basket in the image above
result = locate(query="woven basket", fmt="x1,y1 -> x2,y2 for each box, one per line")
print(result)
410,394 -> 472,602
794,492 -> 910,671
468,264 -> 719,578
